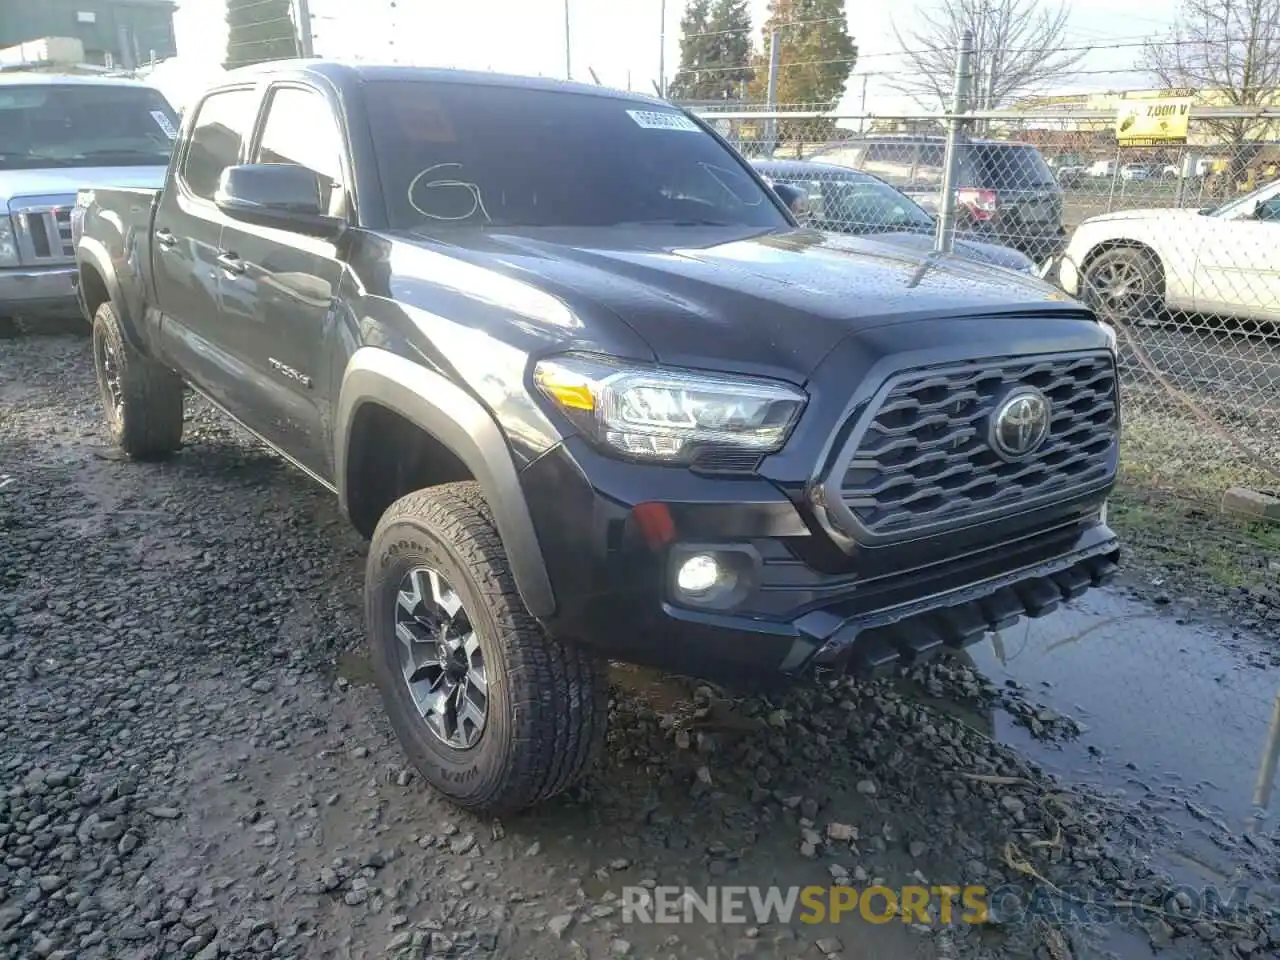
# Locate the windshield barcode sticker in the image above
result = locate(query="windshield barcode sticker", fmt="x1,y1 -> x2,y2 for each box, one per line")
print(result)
151,110 -> 178,140
627,110 -> 700,132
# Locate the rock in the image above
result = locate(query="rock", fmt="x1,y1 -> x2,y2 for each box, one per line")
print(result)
856,779 -> 877,796
1000,795 -> 1025,815
147,806 -> 182,820
826,822 -> 856,842
909,841 -> 926,858
548,914 -> 575,939
610,939 -> 632,956
1147,918 -> 1175,947
816,937 -> 844,955
450,833 -> 476,855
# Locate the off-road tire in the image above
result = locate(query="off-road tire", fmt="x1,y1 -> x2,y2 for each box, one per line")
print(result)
1081,246 -> 1164,323
91,300 -> 185,459
366,481 -> 609,816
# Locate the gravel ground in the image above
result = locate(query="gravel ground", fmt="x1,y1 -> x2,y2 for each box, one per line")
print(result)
2,334 -> 1278,960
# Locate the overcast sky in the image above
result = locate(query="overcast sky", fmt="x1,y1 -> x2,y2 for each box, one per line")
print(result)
172,0 -> 1180,112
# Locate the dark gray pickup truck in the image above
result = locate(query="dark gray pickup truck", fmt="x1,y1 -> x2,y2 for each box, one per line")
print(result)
74,60 -> 1121,815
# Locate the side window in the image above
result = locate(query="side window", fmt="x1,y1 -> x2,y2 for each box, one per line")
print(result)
255,87 -> 348,218
180,88 -> 258,202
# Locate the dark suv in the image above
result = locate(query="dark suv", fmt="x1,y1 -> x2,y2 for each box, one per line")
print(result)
811,135 -> 1066,263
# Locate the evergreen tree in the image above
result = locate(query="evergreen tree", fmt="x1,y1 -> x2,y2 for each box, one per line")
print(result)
670,0 -> 755,102
668,0 -> 715,101
750,0 -> 856,143
224,0 -> 298,70
702,0 -> 755,101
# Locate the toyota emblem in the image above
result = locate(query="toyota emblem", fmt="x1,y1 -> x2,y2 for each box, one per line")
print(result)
990,387 -> 1051,460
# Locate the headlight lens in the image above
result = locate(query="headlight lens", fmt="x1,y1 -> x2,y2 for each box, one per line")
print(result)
0,216 -> 19,266
534,353 -> 807,462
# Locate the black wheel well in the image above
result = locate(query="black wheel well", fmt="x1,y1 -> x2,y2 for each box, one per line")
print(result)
1081,240 -> 1166,292
78,263 -> 110,320
345,403 -> 475,538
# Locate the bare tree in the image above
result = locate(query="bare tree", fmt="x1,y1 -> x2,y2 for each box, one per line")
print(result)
892,0 -> 1086,110
1142,0 -> 1280,191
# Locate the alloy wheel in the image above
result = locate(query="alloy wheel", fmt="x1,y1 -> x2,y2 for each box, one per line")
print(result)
393,566 -> 488,749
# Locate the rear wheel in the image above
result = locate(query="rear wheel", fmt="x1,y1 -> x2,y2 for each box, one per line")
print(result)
91,300 -> 185,459
365,481 -> 608,816
1082,246 -> 1163,323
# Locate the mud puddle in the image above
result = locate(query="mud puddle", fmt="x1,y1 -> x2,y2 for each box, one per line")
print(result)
959,588 -> 1280,891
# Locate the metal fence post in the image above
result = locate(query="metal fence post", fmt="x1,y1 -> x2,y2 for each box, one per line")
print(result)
764,29 -> 780,156
936,31 -> 973,255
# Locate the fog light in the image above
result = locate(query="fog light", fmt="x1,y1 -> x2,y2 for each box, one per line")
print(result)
676,554 -> 721,594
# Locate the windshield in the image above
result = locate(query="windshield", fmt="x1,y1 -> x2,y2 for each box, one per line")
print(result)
969,144 -> 1056,189
0,83 -> 178,170
365,81 -> 788,230
767,173 -> 933,233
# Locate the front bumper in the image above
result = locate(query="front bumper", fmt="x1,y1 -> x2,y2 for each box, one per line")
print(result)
0,265 -> 78,317
522,435 -> 1118,685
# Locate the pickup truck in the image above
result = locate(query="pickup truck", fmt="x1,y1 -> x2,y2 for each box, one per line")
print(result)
74,60 -> 1121,816
0,73 -> 178,337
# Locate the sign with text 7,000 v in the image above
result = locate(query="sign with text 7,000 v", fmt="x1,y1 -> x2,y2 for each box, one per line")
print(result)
1115,98 -> 1192,146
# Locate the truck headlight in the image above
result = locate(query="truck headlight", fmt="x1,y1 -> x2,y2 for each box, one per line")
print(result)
534,353 -> 807,462
0,216 -> 19,266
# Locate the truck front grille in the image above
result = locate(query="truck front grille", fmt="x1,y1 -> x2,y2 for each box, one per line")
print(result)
836,351 -> 1118,540
8,196 -> 76,264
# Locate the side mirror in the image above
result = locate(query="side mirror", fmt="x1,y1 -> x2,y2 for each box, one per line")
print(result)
215,163 -> 345,239
771,182 -> 811,219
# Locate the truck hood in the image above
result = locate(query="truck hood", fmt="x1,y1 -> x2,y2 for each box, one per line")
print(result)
389,224 -> 1085,380
0,165 -> 168,205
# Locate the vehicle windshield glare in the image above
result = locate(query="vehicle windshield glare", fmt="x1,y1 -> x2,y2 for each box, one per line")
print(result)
1208,178 -> 1280,219
365,81 -> 789,231
0,83 -> 179,170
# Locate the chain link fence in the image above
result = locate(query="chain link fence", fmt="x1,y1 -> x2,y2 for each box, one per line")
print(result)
687,102 -> 1280,505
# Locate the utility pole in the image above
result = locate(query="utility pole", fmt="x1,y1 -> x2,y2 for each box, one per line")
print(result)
293,0 -> 315,58
658,0 -> 667,98
858,73 -> 868,132
564,0 -> 572,79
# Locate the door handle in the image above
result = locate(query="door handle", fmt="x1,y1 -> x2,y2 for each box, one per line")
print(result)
215,251 -> 246,275
155,227 -> 176,248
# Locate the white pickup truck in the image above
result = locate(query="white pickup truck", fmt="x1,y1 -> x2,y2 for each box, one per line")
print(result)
1,73 -> 179,335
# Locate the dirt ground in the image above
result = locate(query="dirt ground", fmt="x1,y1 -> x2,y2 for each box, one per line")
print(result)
2,334 -> 1277,960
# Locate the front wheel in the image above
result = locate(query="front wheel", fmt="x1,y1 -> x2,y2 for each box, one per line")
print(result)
1081,246 -> 1164,323
365,481 -> 608,816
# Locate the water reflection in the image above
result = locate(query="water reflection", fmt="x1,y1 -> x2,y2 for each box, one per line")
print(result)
955,588 -> 1279,886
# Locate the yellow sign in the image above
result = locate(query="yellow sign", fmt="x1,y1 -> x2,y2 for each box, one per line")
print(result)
1115,97 -> 1192,145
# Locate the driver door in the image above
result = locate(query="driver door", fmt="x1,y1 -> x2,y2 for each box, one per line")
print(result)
1192,183 -> 1280,320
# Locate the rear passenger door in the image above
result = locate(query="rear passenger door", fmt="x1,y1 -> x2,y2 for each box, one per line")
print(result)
153,84 -> 261,406
214,82 -> 352,480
